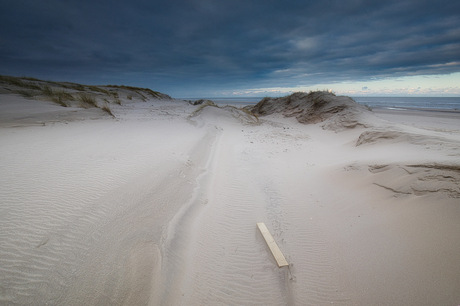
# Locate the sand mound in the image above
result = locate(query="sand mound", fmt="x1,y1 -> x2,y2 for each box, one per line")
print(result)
357,130 -> 420,146
0,75 -> 171,104
0,75 -> 176,126
356,129 -> 441,146
369,163 -> 460,198
188,99 -> 215,106
251,91 -> 376,131
189,103 -> 259,126
355,128 -> 460,153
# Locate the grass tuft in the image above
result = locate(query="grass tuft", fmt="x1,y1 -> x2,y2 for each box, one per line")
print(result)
41,85 -> 53,96
53,90 -> 74,107
41,86 -> 75,107
106,84 -> 171,99
87,85 -> 110,95
78,93 -> 98,108
240,107 -> 259,123
307,89 -> 336,96
190,100 -> 218,116
101,103 -> 116,118
17,89 -> 39,98
71,84 -> 85,91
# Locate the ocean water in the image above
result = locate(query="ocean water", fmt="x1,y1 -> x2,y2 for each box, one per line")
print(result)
352,96 -> 460,111
187,96 -> 460,111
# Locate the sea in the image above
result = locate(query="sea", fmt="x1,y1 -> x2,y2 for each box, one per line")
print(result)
185,96 -> 460,111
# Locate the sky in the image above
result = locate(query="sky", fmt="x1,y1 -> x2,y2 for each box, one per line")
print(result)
1,0 -> 459,98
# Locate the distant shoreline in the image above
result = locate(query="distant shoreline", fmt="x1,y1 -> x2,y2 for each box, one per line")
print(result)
372,106 -> 460,131
372,106 -> 460,115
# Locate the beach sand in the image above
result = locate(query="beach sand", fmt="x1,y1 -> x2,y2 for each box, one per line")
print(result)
1,91 -> 459,305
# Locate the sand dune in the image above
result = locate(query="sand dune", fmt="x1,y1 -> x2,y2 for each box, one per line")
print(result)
251,91 -> 379,131
1,85 -> 460,305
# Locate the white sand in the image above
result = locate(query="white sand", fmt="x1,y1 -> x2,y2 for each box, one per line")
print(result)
1,93 -> 459,305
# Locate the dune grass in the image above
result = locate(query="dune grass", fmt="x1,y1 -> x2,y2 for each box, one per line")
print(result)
1,75 -> 171,119
308,89 -> 336,95
77,93 -> 98,108
190,100 -> 218,116
240,107 -> 259,123
78,93 -> 115,117
69,83 -> 85,91
107,84 -> 167,99
0,75 -> 42,90
41,86 -> 75,107
190,101 -> 259,124
41,85 -> 53,96
17,89 -> 40,98
101,103 -> 116,118
52,90 -> 74,107
113,97 -> 122,105
86,85 -> 110,95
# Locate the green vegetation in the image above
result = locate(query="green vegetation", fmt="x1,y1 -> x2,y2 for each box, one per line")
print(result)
70,83 -> 85,91
41,85 -> 53,96
240,107 -> 259,123
17,89 -> 39,98
77,93 -> 115,117
101,103 -> 115,118
20,76 -> 42,82
78,93 -> 98,108
307,89 -> 336,96
0,75 -> 41,90
190,100 -> 218,116
189,101 -> 259,125
107,91 -> 121,104
107,84 -> 168,99
52,90 -> 74,107
0,75 -> 168,119
87,85 -> 110,95
42,86 -> 75,107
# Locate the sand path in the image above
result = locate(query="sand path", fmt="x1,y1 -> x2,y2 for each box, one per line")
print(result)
158,116 -> 297,305
156,110 -> 357,305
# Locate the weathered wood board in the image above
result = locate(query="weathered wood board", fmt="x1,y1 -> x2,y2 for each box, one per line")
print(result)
257,222 -> 289,267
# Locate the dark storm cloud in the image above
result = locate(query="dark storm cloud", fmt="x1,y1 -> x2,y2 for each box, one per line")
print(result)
1,0 -> 459,95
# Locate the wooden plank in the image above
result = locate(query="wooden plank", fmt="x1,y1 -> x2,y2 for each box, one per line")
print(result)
257,222 -> 289,267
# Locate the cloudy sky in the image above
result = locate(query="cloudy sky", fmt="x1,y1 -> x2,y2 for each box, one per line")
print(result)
1,0 -> 459,97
